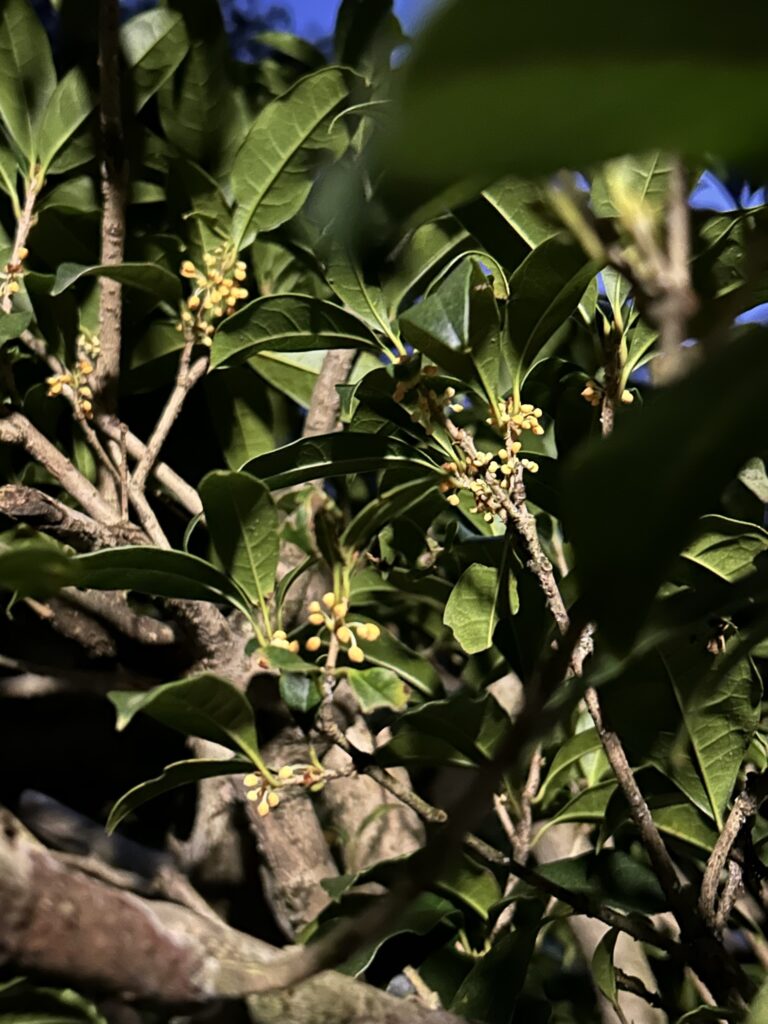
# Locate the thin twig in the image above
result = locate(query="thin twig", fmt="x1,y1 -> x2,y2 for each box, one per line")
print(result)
131,337 -> 208,493
700,772 -> 768,929
615,970 -> 668,1013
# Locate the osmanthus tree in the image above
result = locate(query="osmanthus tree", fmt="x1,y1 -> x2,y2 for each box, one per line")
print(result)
2,0 -> 768,1022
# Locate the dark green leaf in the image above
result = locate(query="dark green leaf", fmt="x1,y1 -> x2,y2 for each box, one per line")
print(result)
451,900 -> 543,1024
444,563 -> 519,655
505,237 -> 596,399
0,0 -> 56,159
198,471 -> 279,608
109,673 -> 263,765
210,294 -> 377,369
241,432 -> 441,488
232,67 -> 349,246
121,8 -> 189,112
535,729 -> 603,807
591,929 -> 620,1010
279,673 -> 322,712
205,368 -> 274,470
346,666 -> 409,712
71,547 -> 248,611
341,477 -> 437,551
0,309 -> 31,344
107,757 -> 251,833
383,0 -> 768,186
36,68 -> 93,174
563,327 -> 768,650
51,262 -> 181,304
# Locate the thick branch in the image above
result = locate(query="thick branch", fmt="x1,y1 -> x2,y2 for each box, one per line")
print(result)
0,811 -> 462,1022
0,413 -> 120,524
0,484 -> 141,550
302,349 -> 357,438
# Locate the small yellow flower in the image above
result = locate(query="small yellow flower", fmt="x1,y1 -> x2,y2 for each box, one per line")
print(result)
7,281 -> 19,294
332,600 -> 348,619
308,612 -> 325,627
446,493 -> 460,506
278,765 -> 294,779
308,600 -> 322,614
321,592 -> 336,608
18,246 -> 28,260
180,260 -> 197,278
267,791 -> 280,808
244,773 -> 260,787
257,798 -> 270,816
187,294 -> 201,310
306,635 -> 322,652
336,625 -> 352,645
348,646 -> 365,664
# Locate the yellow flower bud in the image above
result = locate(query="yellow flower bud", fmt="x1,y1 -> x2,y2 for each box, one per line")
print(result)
278,765 -> 294,779
257,798 -> 270,816
336,625 -> 352,645
80,399 -> 93,414
187,294 -> 201,310
272,630 -> 287,641
305,635 -> 322,652
48,382 -> 62,396
267,791 -> 280,808
308,612 -> 325,626
203,252 -> 216,267
348,646 -> 365,664
180,260 -> 197,277
289,640 -> 300,653
308,600 -> 322,613
18,246 -> 28,260
243,773 -> 260,787
333,601 -> 348,619
450,403 -> 464,414
321,592 -> 336,608
234,267 -> 247,281
446,493 -> 460,506
7,281 -> 19,293
246,789 -> 260,802
621,389 -> 634,405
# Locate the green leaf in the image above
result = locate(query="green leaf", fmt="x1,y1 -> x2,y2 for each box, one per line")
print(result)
535,729 -> 603,807
505,237 -> 596,398
210,294 -> 377,370
198,471 -> 279,609
0,981 -> 107,1024
0,309 -> 31,345
0,541 -> 77,596
382,215 -> 470,317
0,0 -> 56,159
205,368 -> 274,470
279,672 -> 322,712
255,31 -> 326,69
381,692 -> 510,767
231,67 -> 349,246
540,780 -> 617,831
383,0 -> 768,187
353,623 -> 440,696
341,477 -> 438,551
591,930 -> 620,1012
107,756 -> 252,833
444,563 -> 518,655
250,348 -> 324,408
592,152 -> 674,219
121,8 -> 189,112
747,977 -> 768,1024
399,258 -> 496,387
451,900 -> 543,1024
681,515 -> 768,583
323,235 -> 398,344
437,852 -> 503,921
71,546 -> 248,611
109,673 -> 263,766
50,262 -> 181,304
659,638 -> 761,828
346,666 -> 409,712
241,432 -> 441,489
157,2 -> 241,170
36,68 -> 93,174
563,326 -> 768,650
0,144 -> 18,204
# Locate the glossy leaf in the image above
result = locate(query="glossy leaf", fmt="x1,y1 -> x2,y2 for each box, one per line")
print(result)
681,515 -> 768,583
241,432 -> 441,489
0,0 -> 56,159
591,930 -> 620,1012
279,673 -> 322,712
198,471 -> 279,608
505,237 -> 596,398
109,673 -> 263,765
535,728 -> 603,807
341,477 -> 438,551
36,68 -> 93,174
71,547 -> 248,612
210,294 -> 377,370
444,563 -> 519,655
107,757 -> 252,833
51,262 -> 181,304
352,622 -> 440,696
0,309 -> 31,344
346,666 -> 409,712
592,152 -> 674,219
451,900 -> 543,1024
563,326 -> 768,650
232,67 -> 349,246
121,8 -> 189,112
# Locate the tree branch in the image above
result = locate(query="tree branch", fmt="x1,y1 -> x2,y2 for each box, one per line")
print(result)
0,484 -> 142,550
93,0 -> 126,410
0,413 -> 120,524
302,349 -> 357,438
